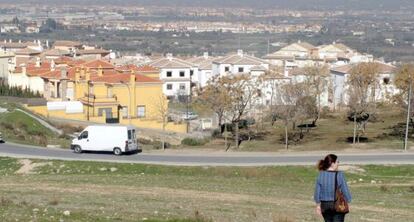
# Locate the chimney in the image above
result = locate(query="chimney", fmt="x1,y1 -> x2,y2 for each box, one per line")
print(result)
19,40 -> 22,43
237,49 -> 243,57
60,67 -> 67,79
129,70 -> 135,85
203,52 -> 209,59
50,59 -> 56,71
85,68 -> 90,81
80,66 -> 85,77
9,39 -> 11,43
97,65 -> 103,76
46,40 -> 49,49
35,57 -> 41,67
166,53 -> 173,61
75,68 -> 80,81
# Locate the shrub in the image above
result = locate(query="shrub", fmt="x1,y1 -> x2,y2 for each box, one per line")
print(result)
0,122 -> 13,130
59,124 -> 84,134
181,137 -> 208,146
152,140 -> 171,149
320,106 -> 334,119
137,138 -> 152,145
211,129 -> 221,138
380,185 -> 389,192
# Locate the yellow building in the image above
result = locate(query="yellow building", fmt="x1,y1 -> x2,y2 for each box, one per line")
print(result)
116,64 -> 160,79
26,59 -> 186,133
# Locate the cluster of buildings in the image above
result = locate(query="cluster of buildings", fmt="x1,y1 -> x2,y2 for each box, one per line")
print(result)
0,39 -> 398,133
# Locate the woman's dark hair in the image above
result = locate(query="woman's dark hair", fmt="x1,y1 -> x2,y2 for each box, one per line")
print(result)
317,154 -> 338,171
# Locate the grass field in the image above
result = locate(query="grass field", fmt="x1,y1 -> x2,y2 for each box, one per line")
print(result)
0,157 -> 413,222
0,109 -> 70,148
179,105 -> 411,152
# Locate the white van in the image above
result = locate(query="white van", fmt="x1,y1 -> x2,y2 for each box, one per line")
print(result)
71,125 -> 139,155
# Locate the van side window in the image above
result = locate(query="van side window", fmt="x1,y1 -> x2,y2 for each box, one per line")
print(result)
80,131 -> 88,139
128,130 -> 132,140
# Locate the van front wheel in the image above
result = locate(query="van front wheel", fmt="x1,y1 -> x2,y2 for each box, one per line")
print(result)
73,145 -> 82,154
113,148 -> 122,156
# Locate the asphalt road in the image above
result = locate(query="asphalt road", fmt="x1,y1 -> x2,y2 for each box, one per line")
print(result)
1,142 -> 414,166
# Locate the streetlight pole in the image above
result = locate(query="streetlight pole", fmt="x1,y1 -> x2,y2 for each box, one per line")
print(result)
120,81 -> 132,125
87,80 -> 90,121
404,79 -> 412,151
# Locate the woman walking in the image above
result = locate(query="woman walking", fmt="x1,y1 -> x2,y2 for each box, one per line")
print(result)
314,154 -> 352,222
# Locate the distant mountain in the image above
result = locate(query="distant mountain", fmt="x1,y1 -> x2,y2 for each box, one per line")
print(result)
0,0 -> 413,10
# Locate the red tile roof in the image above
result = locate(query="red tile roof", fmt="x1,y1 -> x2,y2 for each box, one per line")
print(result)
91,73 -> 161,84
136,64 -> 159,72
82,59 -> 114,69
53,56 -> 74,65
53,40 -> 82,47
68,59 -> 86,67
26,68 -> 51,77
115,64 -> 139,72
15,48 -> 42,55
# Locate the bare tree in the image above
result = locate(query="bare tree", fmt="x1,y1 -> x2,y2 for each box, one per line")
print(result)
395,63 -> 414,123
153,94 -> 169,150
274,82 -> 311,149
197,76 -> 231,127
347,63 -> 379,144
303,65 -> 330,122
258,66 -> 287,126
222,74 -> 259,149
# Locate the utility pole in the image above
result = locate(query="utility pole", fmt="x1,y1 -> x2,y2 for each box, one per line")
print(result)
404,79 -> 412,151
87,80 -> 90,121
120,81 -> 132,125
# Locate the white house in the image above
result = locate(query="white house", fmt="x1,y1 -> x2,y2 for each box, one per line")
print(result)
330,62 -> 397,107
0,51 -> 15,83
263,41 -> 322,68
186,52 -> 216,88
212,50 -> 269,77
7,60 -> 53,94
149,54 -> 197,99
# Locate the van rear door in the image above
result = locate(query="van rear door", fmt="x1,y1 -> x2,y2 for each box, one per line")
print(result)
127,129 -> 136,148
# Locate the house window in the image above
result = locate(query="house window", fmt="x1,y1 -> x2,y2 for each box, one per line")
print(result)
107,86 -> 113,98
167,84 -> 173,90
88,84 -> 93,95
238,67 -> 244,73
179,83 -> 186,90
180,71 -> 185,77
137,106 -> 146,118
383,77 -> 390,85
166,71 -> 172,77
225,66 -> 230,72
122,106 -> 128,118
98,108 -> 112,118
190,70 -> 194,76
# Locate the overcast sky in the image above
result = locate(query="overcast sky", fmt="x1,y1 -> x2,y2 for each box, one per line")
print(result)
0,0 -> 412,10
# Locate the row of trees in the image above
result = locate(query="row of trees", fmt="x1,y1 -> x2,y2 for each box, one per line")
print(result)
0,81 -> 42,98
197,65 -> 329,150
197,62 -> 414,150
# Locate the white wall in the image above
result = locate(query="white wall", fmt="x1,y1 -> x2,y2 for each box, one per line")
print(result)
163,81 -> 191,97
